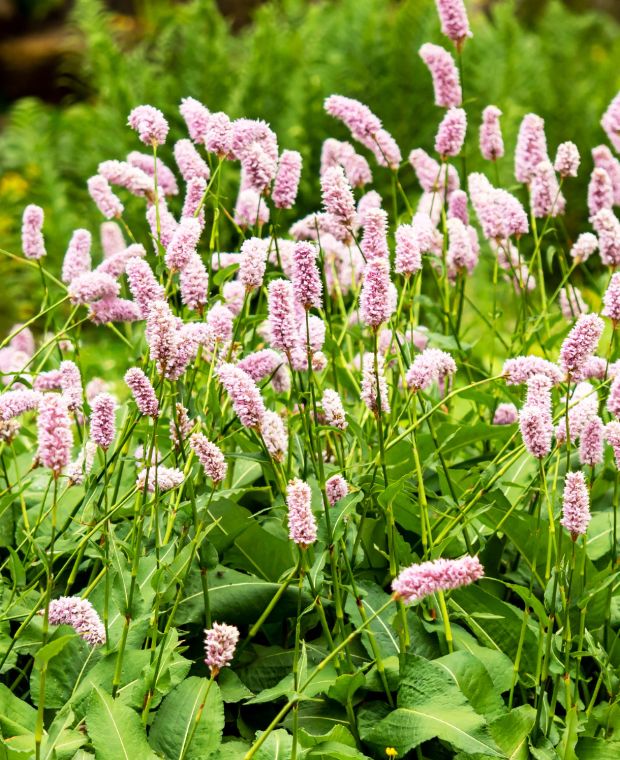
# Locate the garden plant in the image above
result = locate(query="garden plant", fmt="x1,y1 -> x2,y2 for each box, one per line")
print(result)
2,0 -> 620,758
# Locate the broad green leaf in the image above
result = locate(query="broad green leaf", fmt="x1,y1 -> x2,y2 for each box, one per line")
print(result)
434,651 -> 506,720
85,687 -> 156,760
254,729 -> 292,760
575,738 -> 620,758
489,705 -> 536,759
344,581 -> 399,659
148,676 -> 223,760
0,684 -> 37,737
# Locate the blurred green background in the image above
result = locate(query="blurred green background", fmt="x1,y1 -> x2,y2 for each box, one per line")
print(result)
0,0 -> 619,331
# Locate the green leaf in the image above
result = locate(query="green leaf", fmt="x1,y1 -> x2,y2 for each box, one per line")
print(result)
254,729 -> 292,760
361,655 -> 503,757
148,676 -> 223,760
489,705 -> 536,759
575,738 -> 620,758
34,634 -> 76,667
434,651 -> 506,720
344,581 -> 399,660
0,684 -> 37,737
85,687 -> 156,760
217,668 -> 253,703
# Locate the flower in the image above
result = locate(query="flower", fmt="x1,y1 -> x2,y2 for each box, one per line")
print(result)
136,465 -> 184,493
205,304 -> 234,345
205,112 -> 233,157
174,138 -> 210,182
603,273 -> 620,324
579,416 -> 604,467
260,410 -> 288,462
147,199 -> 178,248
60,360 -> 83,411
531,161 -> 565,218
67,441 -> 97,485
180,252 -> 209,311
448,189 -> 469,225
479,106 -> 504,161
125,368 -> 159,418
37,394 -> 73,476
182,177 -> 207,229
554,142 -> 580,178
180,97 -> 211,143
204,622 -> 239,676
100,222 -> 125,257
293,241 -> 323,310
239,238 -> 268,292
493,403 -> 518,425
98,160 -> 152,197
588,168 -> 614,219
273,150 -> 302,209
360,258 -> 394,329
591,209 -> 620,268
419,43 -> 462,108
559,313 -> 604,377
324,94 -> 382,147
191,433 -> 227,483
322,389 -> 348,430
88,176 -> 124,219
90,393 -> 117,450
434,107 -> 467,158
446,217 -> 477,278
61,229 -> 92,284
287,478 -> 317,548
223,280 -> 246,315
126,258 -> 165,318
268,279 -> 299,354
0,389 -> 42,420
165,217 -> 202,272
127,151 -> 178,195
145,300 -> 182,370
608,374 -> 620,417
234,188 -> 269,228
559,287 -> 588,322
326,474 -> 348,506
570,232 -> 598,264
361,208 -> 389,261
592,145 -> 620,205
515,114 -> 548,184
21,205 -> 46,260
216,363 -> 265,428
392,555 -> 484,604
46,596 -> 105,645
128,104 -> 169,146
560,471 -> 591,540
519,404 -> 552,459
395,224 -> 423,276
601,91 -> 620,153
96,243 -> 146,279
321,139 -> 372,188
68,271 -> 120,306
321,165 -> 357,234
406,348 -> 457,392
361,352 -> 390,414
605,421 -> 620,467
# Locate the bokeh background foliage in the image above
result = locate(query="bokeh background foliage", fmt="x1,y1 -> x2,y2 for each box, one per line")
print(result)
0,0 -> 619,331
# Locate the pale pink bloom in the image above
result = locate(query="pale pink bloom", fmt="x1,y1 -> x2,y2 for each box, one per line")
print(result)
0,347 -> 29,386
531,160 -> 565,218
206,303 -> 234,344
361,352 -> 390,414
287,478 -> 317,548
128,104 -> 169,146
448,189 -> 469,224
37,394 -> 73,476
217,363 -> 265,428
561,471 -> 591,540
608,374 -> 620,417
570,232 -> 598,263
322,388 -> 347,430
180,97 -> 210,143
127,151 -> 178,196
409,148 -> 459,196
525,374 -> 552,416
34,370 -> 62,392
292,241 -> 322,310
21,204 -> 46,260
174,139 -> 210,182
360,258 -> 394,329
419,43 -> 461,108
273,150 -> 302,209
572,356 -> 607,383
579,416 -> 604,467
556,382 -> 598,444
205,112 -> 233,157
588,168 -> 614,219
411,326 -> 430,351
182,177 -> 207,229
170,403 -> 192,449
361,208 -> 389,261
125,368 -> 159,418
435,107 -> 467,158
231,119 -> 278,164
395,224 -> 422,276
60,360 -> 83,411
601,91 -> 620,153
268,279 -> 298,354
0,418 -> 20,444
605,421 -> 620,467
46,596 -> 105,645
326,474 -> 349,506
96,243 -> 146,279
90,297 -> 140,325
559,287 -> 588,321
98,160 -> 153,197
234,188 -> 269,228
146,199 -> 178,249
446,217 -> 477,278
260,410 -> 288,462
0,389 -> 41,420
165,216 -> 202,272
240,143 -> 278,192
554,142 -> 580,178
592,208 -> 620,267
88,176 -> 123,219
515,114 -> 548,184
371,128 -> 402,169
321,139 -> 372,188
179,252 -> 209,311
479,106 -> 504,161
90,393 -> 116,450
86,378 -> 108,403
125,258 -> 165,318
321,166 -> 356,231
238,349 -> 288,392
68,271 -> 120,306
223,280 -> 246,316
519,404 -> 553,459
592,145 -> 620,205
204,622 -> 239,675
603,272 -> 620,324
239,237 -> 268,291
357,190 -> 382,222
324,94 -> 383,155
393,555 -> 484,605
191,433 -> 227,483
9,325 -> 35,357
493,403 -> 518,425
406,348 -> 457,392
559,313 -> 604,377
62,229 -> 91,283
67,441 -> 97,485
145,300 -> 181,370
137,465 -> 184,493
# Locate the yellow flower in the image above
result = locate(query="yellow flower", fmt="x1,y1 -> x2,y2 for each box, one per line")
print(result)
385,749 -> 398,759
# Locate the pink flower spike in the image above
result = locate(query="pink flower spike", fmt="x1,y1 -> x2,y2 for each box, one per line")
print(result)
128,104 -> 169,146
180,252 -> 209,312
448,189 -> 469,225
322,389 -> 348,430
419,43 -> 462,108
479,106 -> 504,161
603,273 -> 620,324
554,142 -> 580,178
326,474 -> 349,506
361,208 -> 389,261
286,478 -> 317,548
127,151 -> 178,196
406,348 -> 457,392
239,238 -> 268,292
395,224 -> 422,276
531,160 -> 566,218
62,229 -> 92,284
588,168 -> 614,219
435,107 -> 467,158
493,403 -> 518,425
88,176 -> 124,219
37,394 -> 73,477
293,241 -> 323,310
559,313 -> 604,377
234,188 -> 269,228
0,389 -> 42,420
260,410 -> 288,462
519,404 -> 552,459
216,363 -> 265,429
174,139 -> 211,184
268,279 -> 298,354
22,205 -> 46,260
90,393 -> 117,450
393,555 -> 484,605
579,416 -> 604,467
125,258 -> 166,318
446,217 -> 477,279
608,374 -> 620,417
602,91 -> 620,153
515,114 -> 548,184
273,150 -> 302,209
361,352 -> 390,414
136,465 -> 184,493
60,360 -> 83,411
68,271 -> 120,306
180,97 -> 211,143
165,217 -> 202,272
125,368 -> 159,418
570,232 -> 598,264
204,622 -> 239,676
191,433 -> 227,483
205,112 -> 233,157
561,471 -> 591,540
592,145 -> 620,205
605,421 -> 620,467
592,209 -> 620,267
321,165 -> 357,232
46,596 -> 105,646
360,258 -> 394,330
324,94 -> 382,144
